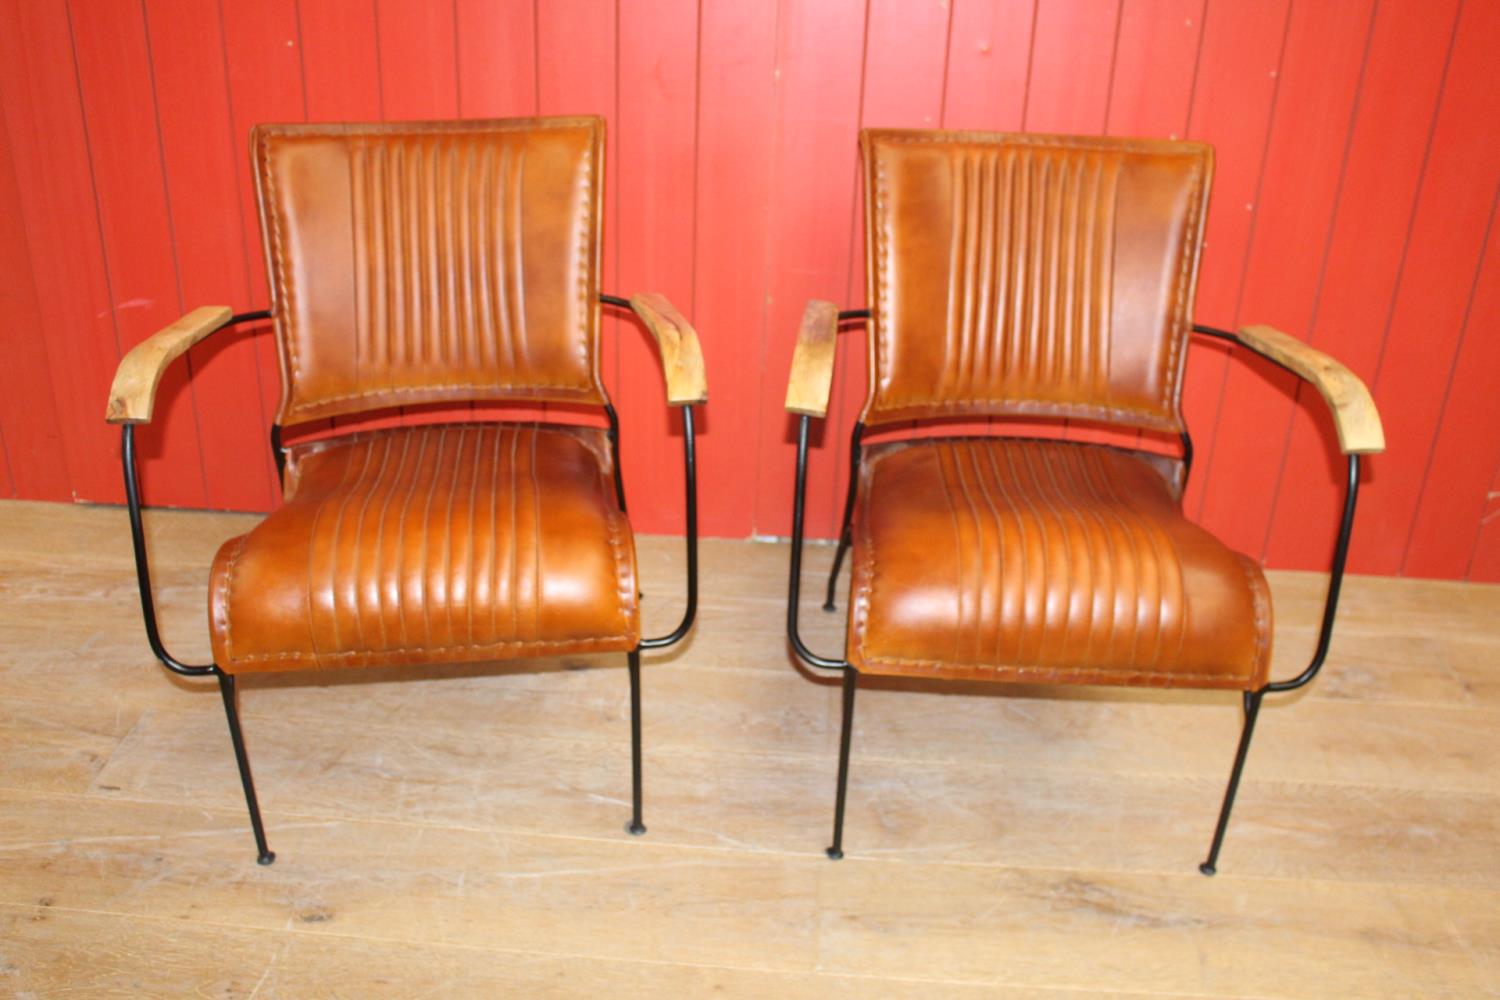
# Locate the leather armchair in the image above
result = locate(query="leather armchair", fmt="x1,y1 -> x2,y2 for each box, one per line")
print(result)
785,130 -> 1383,872
105,117 -> 706,864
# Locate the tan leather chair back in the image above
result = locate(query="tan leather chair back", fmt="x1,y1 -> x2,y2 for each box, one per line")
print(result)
253,117 -> 608,425
860,130 -> 1213,432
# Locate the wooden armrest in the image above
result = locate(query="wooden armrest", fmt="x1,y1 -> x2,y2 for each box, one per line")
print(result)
628,293 -> 708,406
1236,324 -> 1385,454
784,300 -> 839,418
104,306 -> 234,424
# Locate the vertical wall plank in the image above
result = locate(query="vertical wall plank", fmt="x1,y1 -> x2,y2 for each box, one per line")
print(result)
1177,0 -> 1290,518
299,0 -> 383,121
1466,460 -> 1500,583
145,0 -> 276,511
934,0 -> 1040,455
828,0 -> 953,505
69,0 -> 212,508
1195,0 -> 1375,558
220,0 -> 308,444
941,0 -> 1035,132
693,0 -> 777,537
860,0 -> 950,127
459,0 -> 545,431
1009,0 -> 1124,447
616,0 -> 700,535
1023,0 -> 1121,134
1403,199 -> 1500,578
1258,0 -> 1461,570
0,77 -> 71,500
375,0 -> 458,121
752,0 -> 868,539
535,0 -> 618,436
1091,0 -> 1205,455
0,426 -> 12,497
372,0 -> 468,430
1353,0 -> 1500,575
455,0 -> 537,118
270,0 -> 387,440
296,0 -> 380,432
0,0 -> 130,505
1105,0 -> 1204,139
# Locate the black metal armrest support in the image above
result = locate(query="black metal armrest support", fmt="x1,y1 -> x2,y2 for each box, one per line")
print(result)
121,309 -> 272,677
122,423 -> 214,677
1192,323 -> 1363,692
638,403 -> 698,649
600,293 -> 698,650
788,414 -> 851,672
786,307 -> 870,672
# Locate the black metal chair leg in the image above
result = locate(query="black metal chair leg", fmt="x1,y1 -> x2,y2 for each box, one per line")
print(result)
626,650 -> 646,836
216,672 -> 275,865
1199,689 -> 1264,876
827,668 -> 858,859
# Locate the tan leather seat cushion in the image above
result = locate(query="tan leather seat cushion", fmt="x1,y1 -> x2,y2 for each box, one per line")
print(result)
847,438 -> 1270,690
210,423 -> 638,673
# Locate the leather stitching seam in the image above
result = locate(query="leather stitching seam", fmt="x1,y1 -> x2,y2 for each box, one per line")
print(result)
1237,553 -> 1272,683
219,534 -> 251,663
261,133 -> 299,413
865,398 -> 1182,427
300,382 -> 596,403
872,133 -> 1211,156
224,634 -> 636,666
598,449 -> 639,639
1160,160 -> 1204,412
849,449 -> 885,666
856,658 -> 1252,682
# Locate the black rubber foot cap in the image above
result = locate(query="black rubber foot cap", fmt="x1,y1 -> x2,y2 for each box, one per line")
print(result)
257,851 -> 277,866
822,602 -> 837,613
626,821 -> 647,836
1198,862 -> 1216,877
825,847 -> 844,860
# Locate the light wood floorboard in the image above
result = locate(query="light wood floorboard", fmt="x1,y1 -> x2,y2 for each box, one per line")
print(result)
1,500 -> 1497,997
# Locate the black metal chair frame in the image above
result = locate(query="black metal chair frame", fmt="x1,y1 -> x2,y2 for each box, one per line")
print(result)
787,315 -> 1362,873
122,298 -> 698,865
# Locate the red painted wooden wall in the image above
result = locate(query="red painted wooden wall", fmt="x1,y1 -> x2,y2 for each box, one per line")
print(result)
1,0 -> 1496,581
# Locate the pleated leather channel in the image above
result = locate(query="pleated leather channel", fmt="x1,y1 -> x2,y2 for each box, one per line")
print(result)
209,423 -> 638,673
847,438 -> 1270,690
860,131 -> 1212,432
253,118 -> 607,425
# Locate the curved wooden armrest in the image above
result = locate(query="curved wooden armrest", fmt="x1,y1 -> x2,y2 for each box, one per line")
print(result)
628,293 -> 708,406
1235,325 -> 1385,454
784,300 -> 839,419
104,306 -> 234,424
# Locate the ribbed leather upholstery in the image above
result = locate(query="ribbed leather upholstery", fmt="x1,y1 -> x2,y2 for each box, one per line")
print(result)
847,438 -> 1270,689
209,423 -> 638,673
860,131 -> 1212,431
253,118 -> 607,425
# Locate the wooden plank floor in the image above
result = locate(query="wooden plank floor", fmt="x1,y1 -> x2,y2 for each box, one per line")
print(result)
1,498 -> 1497,997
